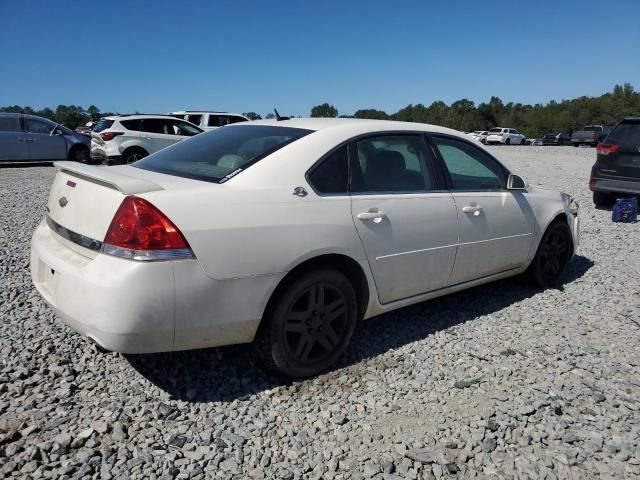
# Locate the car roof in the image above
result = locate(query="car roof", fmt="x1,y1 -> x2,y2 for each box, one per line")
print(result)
243,117 -> 464,136
169,111 -> 247,116
103,114 -> 185,120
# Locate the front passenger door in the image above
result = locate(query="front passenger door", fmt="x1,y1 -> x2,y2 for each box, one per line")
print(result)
430,135 -> 535,284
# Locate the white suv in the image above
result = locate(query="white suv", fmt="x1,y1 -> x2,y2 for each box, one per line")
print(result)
90,115 -> 203,164
486,127 -> 526,145
169,111 -> 249,131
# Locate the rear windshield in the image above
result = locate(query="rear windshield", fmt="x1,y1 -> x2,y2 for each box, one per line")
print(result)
489,128 -> 502,133
134,125 -> 312,183
93,119 -> 114,132
583,126 -> 601,132
606,121 -> 640,148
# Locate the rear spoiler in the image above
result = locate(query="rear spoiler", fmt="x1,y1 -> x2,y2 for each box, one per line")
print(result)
53,161 -> 164,195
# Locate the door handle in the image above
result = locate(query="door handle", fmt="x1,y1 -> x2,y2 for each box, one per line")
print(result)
357,210 -> 386,222
462,203 -> 483,215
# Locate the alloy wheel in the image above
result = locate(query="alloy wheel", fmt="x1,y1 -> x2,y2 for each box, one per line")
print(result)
539,229 -> 569,284
282,283 -> 348,364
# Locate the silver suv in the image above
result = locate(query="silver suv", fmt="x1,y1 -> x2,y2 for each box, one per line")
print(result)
91,115 -> 203,164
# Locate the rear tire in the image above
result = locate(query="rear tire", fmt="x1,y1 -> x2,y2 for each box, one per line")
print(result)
123,148 -> 148,164
69,145 -> 90,163
254,269 -> 358,378
593,191 -> 615,208
520,138 -> 526,145
573,143 -> 579,147
526,220 -> 573,288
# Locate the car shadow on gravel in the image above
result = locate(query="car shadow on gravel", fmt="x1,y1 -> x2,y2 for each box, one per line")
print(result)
127,255 -> 593,403
0,162 -> 53,168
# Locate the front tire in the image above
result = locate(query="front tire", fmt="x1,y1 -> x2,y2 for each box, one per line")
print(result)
505,138 -> 511,145
254,269 -> 358,378
526,220 -> 573,288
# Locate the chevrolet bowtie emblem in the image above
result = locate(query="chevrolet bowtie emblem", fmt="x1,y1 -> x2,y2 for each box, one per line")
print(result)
58,197 -> 68,208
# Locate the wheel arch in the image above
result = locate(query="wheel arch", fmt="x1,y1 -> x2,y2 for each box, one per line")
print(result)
259,253 -> 371,331
122,145 -> 148,157
67,142 -> 89,160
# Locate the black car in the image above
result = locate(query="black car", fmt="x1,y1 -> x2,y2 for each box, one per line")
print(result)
541,132 -> 572,146
589,117 -> 640,206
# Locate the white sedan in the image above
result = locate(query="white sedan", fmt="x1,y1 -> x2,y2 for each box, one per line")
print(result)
467,130 -> 489,144
31,118 -> 579,377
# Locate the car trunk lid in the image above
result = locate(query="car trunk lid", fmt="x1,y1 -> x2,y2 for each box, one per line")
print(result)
47,162 -> 164,246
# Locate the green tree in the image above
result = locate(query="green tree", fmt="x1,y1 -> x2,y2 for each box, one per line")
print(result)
243,112 -> 262,120
310,103 -> 338,118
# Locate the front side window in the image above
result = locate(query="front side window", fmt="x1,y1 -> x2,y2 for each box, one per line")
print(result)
168,119 -> 202,136
432,135 -> 506,191
26,118 -> 54,134
0,117 -> 21,132
228,116 -> 248,125
135,125 -> 312,183
308,146 -> 348,194
351,135 -> 436,193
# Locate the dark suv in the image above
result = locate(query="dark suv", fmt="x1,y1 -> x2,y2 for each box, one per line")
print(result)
589,117 -> 640,206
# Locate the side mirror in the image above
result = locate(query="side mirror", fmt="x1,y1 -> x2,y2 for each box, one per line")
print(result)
51,128 -> 64,136
507,174 -> 527,190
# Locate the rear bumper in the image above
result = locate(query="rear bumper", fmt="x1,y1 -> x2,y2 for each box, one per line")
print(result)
589,177 -> 640,195
30,219 -> 278,353
486,136 -> 505,143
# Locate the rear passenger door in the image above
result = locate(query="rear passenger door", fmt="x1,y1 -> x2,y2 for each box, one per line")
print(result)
349,134 -> 459,304
140,118 -> 175,154
430,135 -> 535,284
0,115 -> 28,161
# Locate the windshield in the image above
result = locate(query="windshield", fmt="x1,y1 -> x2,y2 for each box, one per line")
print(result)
134,125 -> 313,183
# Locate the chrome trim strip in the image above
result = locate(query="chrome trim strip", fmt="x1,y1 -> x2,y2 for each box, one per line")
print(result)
46,215 -> 103,252
375,233 -> 533,261
102,244 -> 194,261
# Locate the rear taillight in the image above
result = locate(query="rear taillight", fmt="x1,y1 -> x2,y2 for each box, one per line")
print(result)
596,143 -> 619,155
102,196 -> 193,261
589,179 -> 597,190
100,131 -> 124,142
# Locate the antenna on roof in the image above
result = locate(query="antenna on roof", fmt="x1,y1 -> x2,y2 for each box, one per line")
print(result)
274,108 -> 290,121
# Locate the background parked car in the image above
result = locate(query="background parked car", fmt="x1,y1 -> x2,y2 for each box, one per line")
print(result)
541,132 -> 572,145
90,115 -> 203,164
467,130 -> 488,144
571,125 -> 610,147
169,111 -> 249,131
0,113 -> 90,162
486,127 -> 526,145
589,116 -> 640,206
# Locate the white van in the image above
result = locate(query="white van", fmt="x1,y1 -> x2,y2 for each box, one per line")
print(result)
169,111 -> 249,131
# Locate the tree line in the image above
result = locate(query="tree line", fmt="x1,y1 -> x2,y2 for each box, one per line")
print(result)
2,83 -> 637,138
310,83 -> 639,138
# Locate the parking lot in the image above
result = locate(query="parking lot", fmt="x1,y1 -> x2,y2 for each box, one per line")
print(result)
1,146 -> 639,479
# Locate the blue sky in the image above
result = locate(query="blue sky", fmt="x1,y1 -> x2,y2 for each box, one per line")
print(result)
1,0 -> 638,117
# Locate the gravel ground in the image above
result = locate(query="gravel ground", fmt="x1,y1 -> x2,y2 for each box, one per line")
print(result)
1,146 -> 639,479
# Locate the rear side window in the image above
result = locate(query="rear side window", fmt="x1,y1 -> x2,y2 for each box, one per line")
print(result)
141,118 -> 169,134
351,135 -> 436,193
121,119 -> 142,131
93,119 -> 114,132
0,117 -> 21,132
229,116 -> 248,125
432,135 -> 506,190
208,115 -> 227,127
135,125 -> 312,183
308,146 -> 348,194
186,114 -> 202,126
607,121 -> 640,148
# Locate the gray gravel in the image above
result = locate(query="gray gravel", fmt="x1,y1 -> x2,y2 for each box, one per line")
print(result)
1,146 -> 639,479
